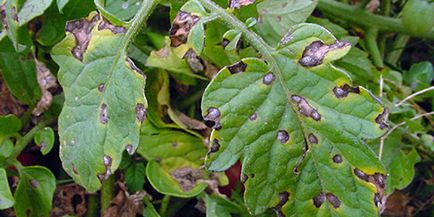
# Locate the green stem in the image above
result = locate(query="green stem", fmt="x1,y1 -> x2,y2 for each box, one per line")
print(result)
317,0 -> 434,39
159,195 -> 170,217
386,34 -> 410,65
121,0 -> 160,52
364,28 -> 384,68
100,175 -> 115,215
86,193 -> 99,217
7,118 -> 53,163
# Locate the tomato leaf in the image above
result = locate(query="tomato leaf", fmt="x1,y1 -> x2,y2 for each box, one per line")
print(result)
14,166 -> 56,217
202,23 -> 387,216
51,12 -> 147,192
0,168 -> 14,210
17,0 -> 53,26
34,127 -> 55,155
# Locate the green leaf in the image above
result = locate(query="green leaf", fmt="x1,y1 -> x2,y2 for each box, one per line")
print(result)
14,166 -> 56,217
0,50 -> 41,105
0,114 -> 21,136
202,23 -> 387,216
335,47 -> 379,85
255,0 -> 318,45
56,0 -> 69,12
17,0 -> 53,26
403,61 -> 433,91
143,199 -> 161,217
51,12 -> 147,192
137,121 -> 207,197
0,139 -> 14,158
0,168 -> 14,209
203,194 -> 240,217
94,0 -> 142,25
34,127 -> 55,155
124,162 -> 146,193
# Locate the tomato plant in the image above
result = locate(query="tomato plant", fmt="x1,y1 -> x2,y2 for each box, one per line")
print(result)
0,0 -> 433,216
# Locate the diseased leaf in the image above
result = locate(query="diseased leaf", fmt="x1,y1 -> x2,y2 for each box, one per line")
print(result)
17,0 -> 53,26
32,60 -> 58,116
202,23 -> 387,216
34,127 -> 55,155
137,121 -> 207,197
14,166 -> 56,217
51,12 -> 147,192
0,168 -> 14,209
255,0 -> 319,45
94,0 -> 142,25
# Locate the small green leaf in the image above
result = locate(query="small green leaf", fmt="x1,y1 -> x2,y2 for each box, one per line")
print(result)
14,166 -> 56,217
403,61 -> 433,91
0,139 -> 14,158
202,23 -> 386,216
17,0 -> 54,26
203,194 -> 240,217
0,115 -> 21,136
34,127 -> 55,155
255,0 -> 319,45
94,0 -> 142,25
51,12 -> 147,192
0,168 -> 14,209
0,50 -> 41,105
124,162 -> 146,193
143,199 -> 161,217
137,122 -> 207,197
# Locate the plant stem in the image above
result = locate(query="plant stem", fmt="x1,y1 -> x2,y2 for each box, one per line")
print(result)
121,0 -> 160,52
395,86 -> 434,107
317,0 -> 434,39
100,175 -> 115,215
159,194 -> 170,217
7,118 -> 53,162
365,28 -> 384,68
86,193 -> 99,217
386,34 -> 410,65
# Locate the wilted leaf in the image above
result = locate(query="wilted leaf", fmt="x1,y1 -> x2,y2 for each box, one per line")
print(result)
256,0 -> 319,45
34,127 -> 55,155
14,166 -> 56,217
137,121 -> 207,197
51,12 -> 147,192
103,188 -> 146,217
32,60 -> 58,116
0,168 -> 14,210
202,23 -> 387,216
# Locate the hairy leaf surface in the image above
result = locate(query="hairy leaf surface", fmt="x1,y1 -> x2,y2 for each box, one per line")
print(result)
202,23 -> 387,216
52,12 -> 147,192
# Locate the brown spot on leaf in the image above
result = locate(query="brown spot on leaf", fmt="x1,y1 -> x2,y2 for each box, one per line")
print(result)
100,103 -> 108,124
29,179 -> 39,188
313,193 -> 326,208
249,113 -> 257,121
277,130 -> 289,143
170,11 -> 200,47
332,154 -> 343,163
326,193 -> 341,208
66,15 -> 99,61
263,72 -> 276,85
354,168 -> 369,181
308,134 -> 318,144
0,4 -> 7,30
209,139 -> 220,153
227,61 -> 247,74
240,174 -> 248,183
291,95 -> 321,121
97,18 -> 126,34
171,167 -> 202,191
299,40 -> 351,67
136,103 -> 147,123
229,0 -> 256,8
375,108 -> 389,129
333,84 -> 360,98
126,58 -> 145,78
204,107 -> 221,130
354,168 -> 387,205
125,144 -> 134,155
183,49 -> 204,73
374,193 -> 380,207
71,163 -> 79,175
98,83 -> 105,92
221,39 -> 230,47
274,191 -> 290,217
103,155 -> 112,167
32,61 -> 58,116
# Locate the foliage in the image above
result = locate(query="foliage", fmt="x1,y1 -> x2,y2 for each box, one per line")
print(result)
0,0 -> 433,216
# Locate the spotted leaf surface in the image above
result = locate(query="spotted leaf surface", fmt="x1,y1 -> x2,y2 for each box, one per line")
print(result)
202,24 -> 387,216
137,121 -> 207,197
51,12 -> 147,192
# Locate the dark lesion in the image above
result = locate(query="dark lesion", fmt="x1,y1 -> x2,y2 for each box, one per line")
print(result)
97,18 -> 126,34
291,95 -> 322,121
227,61 -> 247,74
353,168 -> 387,208
169,11 -> 200,47
274,191 -> 290,217
66,15 -> 100,61
333,84 -> 360,98
229,0 -> 256,9
204,107 -> 222,130
375,108 -> 389,129
299,40 -> 351,67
